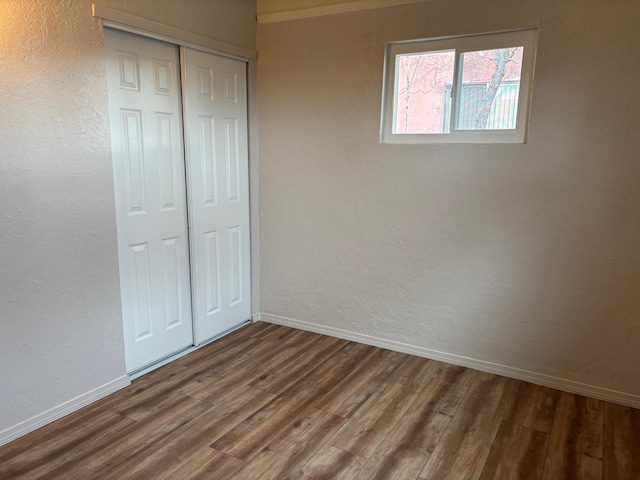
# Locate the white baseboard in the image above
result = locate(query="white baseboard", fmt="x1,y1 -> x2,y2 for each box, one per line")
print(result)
0,375 -> 131,447
258,312 -> 640,409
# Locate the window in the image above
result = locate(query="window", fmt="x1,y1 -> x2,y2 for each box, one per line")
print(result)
381,29 -> 538,144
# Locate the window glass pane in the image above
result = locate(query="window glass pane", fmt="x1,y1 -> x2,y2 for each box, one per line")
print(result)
455,47 -> 524,131
394,50 -> 455,134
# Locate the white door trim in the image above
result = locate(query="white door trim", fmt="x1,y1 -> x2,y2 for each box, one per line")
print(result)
92,4 -> 257,61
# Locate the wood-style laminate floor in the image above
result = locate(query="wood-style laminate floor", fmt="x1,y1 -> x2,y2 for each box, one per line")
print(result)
1,322 -> 639,479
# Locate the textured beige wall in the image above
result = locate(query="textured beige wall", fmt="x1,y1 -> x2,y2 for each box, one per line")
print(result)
0,0 -> 256,435
257,0 -> 640,397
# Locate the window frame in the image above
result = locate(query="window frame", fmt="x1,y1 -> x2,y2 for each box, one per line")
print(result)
380,29 -> 538,144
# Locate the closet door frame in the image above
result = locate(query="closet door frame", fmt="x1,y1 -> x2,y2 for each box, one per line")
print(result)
95,6 -> 258,376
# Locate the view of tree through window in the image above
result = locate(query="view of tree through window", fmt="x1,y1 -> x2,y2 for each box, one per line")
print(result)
395,47 -> 524,134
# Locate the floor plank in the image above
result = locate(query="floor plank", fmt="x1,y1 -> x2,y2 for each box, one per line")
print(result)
0,411 -> 135,479
231,409 -> 347,479
1,322 -> 638,480
210,382 -> 333,461
329,356 -> 438,458
479,421 -> 549,480
187,328 -> 322,403
312,347 -> 407,418
168,448 -> 246,480
354,363 -> 477,480
249,334 -> 349,395
502,381 -> 559,433
419,372 -> 516,480
100,386 -> 275,480
290,445 -> 368,480
541,392 -> 604,480
603,402 -> 640,479
41,396 -> 213,480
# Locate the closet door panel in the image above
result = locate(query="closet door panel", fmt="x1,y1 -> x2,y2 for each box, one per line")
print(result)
105,29 -> 193,372
182,48 -> 251,344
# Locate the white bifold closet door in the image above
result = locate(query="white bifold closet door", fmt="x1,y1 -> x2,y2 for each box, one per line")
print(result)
104,29 -> 251,373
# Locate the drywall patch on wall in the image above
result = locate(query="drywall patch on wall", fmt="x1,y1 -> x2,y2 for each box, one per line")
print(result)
257,0 -> 640,398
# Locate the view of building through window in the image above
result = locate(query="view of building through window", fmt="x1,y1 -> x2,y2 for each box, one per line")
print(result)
395,47 -> 524,134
